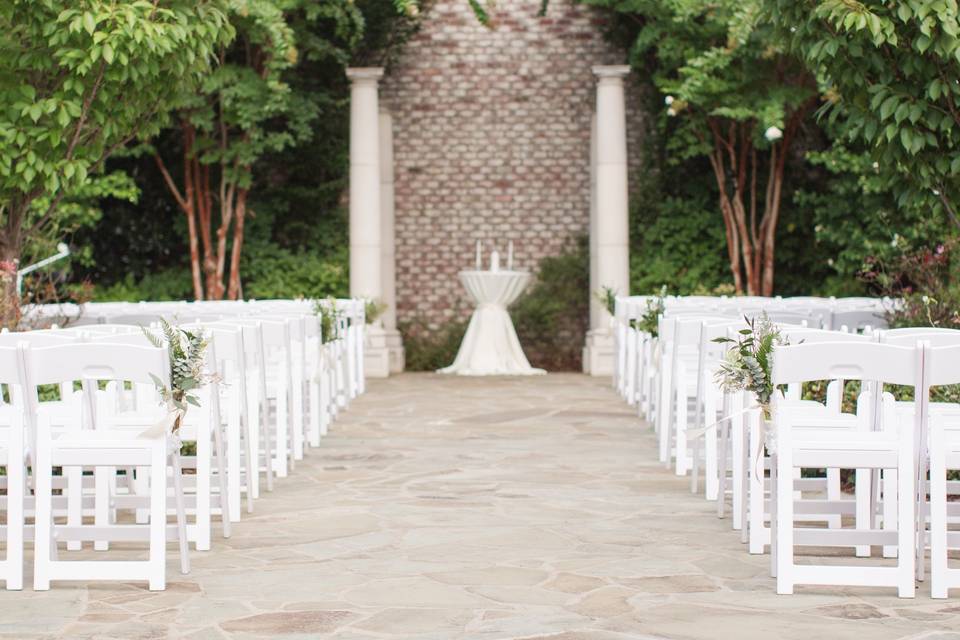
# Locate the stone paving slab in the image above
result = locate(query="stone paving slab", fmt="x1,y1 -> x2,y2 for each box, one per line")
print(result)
3,373 -> 960,639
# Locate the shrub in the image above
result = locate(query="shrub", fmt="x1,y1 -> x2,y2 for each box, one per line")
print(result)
400,316 -> 468,372
511,236 -> 589,371
241,244 -> 347,300
92,267 -> 193,302
862,241 -> 960,330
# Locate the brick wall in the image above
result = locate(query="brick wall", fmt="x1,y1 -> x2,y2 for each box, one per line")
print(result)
381,0 -> 644,331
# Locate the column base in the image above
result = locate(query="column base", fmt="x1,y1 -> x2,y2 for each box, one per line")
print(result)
582,328 -> 614,377
364,326 -> 404,378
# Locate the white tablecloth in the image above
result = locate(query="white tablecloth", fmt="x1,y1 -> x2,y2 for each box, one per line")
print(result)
438,270 -> 545,376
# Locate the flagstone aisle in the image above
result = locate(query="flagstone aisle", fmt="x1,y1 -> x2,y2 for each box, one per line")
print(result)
4,373 -> 960,639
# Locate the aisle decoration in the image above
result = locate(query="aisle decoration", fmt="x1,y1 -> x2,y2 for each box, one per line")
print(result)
313,297 -> 342,344
635,286 -> 667,336
142,319 -> 214,431
713,313 -> 785,415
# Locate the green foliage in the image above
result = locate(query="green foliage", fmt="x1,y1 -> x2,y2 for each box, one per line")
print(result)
585,0 -> 816,295
862,241 -> 960,329
241,243 -> 347,299
767,0 -> 960,229
92,268 -> 193,302
629,166 -> 730,293
365,299 -> 387,324
72,0 -> 415,303
0,0 -> 232,263
793,144 -> 945,294
400,317 -> 468,372
713,313 -> 785,407
312,297 -> 342,344
635,286 -> 666,337
595,286 -> 617,317
142,318 -> 211,411
511,237 -> 590,371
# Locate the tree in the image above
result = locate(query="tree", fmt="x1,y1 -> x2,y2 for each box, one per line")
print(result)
0,0 -> 232,320
766,0 -> 960,232
583,0 -> 817,295
153,0 -> 365,300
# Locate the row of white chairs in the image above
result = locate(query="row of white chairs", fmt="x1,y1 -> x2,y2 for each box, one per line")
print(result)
613,294 -> 960,598
0,298 -> 367,590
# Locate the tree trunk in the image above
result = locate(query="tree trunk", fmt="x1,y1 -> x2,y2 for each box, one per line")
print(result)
226,189 -> 247,300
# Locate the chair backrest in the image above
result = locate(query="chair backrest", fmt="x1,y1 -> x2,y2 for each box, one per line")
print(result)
20,342 -> 170,389
926,344 -> 960,387
771,342 -> 921,388
880,327 -> 960,347
831,309 -> 886,332
0,331 -> 76,347
780,328 -> 874,345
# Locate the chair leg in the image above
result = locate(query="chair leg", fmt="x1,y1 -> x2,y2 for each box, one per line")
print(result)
261,399 -> 274,492
898,457 -> 916,598
148,447 -> 166,592
6,453 -> 23,590
717,416 -> 729,519
929,437 -> 948,598
883,469 -> 899,558
775,446 -> 794,594
226,395 -> 242,520
770,452 -> 778,579
170,452 -> 190,576
212,414 -> 232,537
748,411 -> 766,554
94,467 -> 112,552
855,468 -> 871,557
33,450 -> 53,591
826,468 -> 841,529
195,429 -> 211,551
66,466 -> 83,552
243,411 -> 257,511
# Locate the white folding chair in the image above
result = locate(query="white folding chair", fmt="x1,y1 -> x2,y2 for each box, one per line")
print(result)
0,346 -> 25,590
24,342 -> 190,591
772,341 -> 921,597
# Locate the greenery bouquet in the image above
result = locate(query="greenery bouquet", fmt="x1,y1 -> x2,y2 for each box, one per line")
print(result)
712,313 -> 786,415
142,319 -> 213,429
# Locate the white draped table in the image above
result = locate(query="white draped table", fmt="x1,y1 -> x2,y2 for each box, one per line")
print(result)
438,270 -> 545,376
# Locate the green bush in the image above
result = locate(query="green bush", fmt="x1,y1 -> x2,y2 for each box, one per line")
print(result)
241,243 -> 348,300
400,317 -> 468,372
92,267 -> 193,302
511,236 -> 589,371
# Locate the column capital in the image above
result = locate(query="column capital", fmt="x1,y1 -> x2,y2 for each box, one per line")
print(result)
347,67 -> 385,84
592,65 -> 631,81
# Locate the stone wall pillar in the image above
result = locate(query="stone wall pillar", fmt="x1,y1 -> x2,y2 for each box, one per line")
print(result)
347,67 -> 391,377
379,111 -> 405,372
583,65 -> 631,376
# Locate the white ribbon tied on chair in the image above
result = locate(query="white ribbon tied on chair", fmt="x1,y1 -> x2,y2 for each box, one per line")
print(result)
139,410 -> 183,454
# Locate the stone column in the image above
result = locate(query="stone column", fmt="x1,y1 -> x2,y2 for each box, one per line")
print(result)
583,65 -> 631,376
379,111 -> 405,373
347,67 -> 390,377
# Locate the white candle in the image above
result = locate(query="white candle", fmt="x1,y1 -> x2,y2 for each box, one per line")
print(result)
490,249 -> 500,272
507,240 -> 514,270
475,240 -> 481,270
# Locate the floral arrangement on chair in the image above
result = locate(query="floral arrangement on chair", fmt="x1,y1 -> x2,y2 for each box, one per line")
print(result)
141,319 -> 213,421
634,286 -> 667,337
313,297 -> 342,344
712,313 -> 786,413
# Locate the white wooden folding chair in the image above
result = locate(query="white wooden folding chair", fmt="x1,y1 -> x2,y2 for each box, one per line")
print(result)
772,341 -> 921,597
0,346 -> 25,590
24,342 -> 190,591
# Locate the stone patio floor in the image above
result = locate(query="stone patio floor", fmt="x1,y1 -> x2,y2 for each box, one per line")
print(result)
4,372 -> 960,639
